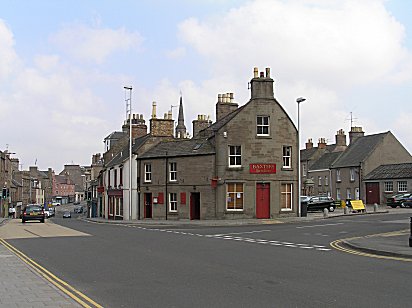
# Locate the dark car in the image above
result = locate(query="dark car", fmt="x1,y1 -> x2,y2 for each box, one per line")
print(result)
386,193 -> 412,208
401,196 -> 412,208
22,204 -> 45,223
303,196 -> 335,212
74,206 -> 83,213
63,211 -> 71,218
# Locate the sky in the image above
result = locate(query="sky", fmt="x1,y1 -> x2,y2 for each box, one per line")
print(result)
0,0 -> 411,172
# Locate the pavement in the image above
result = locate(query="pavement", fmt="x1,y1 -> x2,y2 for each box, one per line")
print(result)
1,205 -> 412,307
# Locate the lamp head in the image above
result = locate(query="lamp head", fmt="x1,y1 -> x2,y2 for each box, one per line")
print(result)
124,86 -> 132,90
296,97 -> 306,103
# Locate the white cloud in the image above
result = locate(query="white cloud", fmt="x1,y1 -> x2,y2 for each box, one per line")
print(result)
174,0 -> 412,151
50,23 -> 144,64
0,19 -> 19,80
165,47 -> 186,59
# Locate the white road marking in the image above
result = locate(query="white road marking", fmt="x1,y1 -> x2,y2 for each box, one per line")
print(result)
212,230 -> 271,236
296,223 -> 344,229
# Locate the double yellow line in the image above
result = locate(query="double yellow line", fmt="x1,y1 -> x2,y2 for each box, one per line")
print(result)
330,230 -> 412,263
0,238 -> 103,308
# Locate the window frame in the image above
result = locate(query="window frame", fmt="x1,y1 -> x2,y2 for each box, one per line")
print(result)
281,183 -> 293,211
228,145 -> 242,168
169,162 -> 177,182
350,168 -> 355,182
336,188 -> 341,200
226,183 -> 244,211
256,116 -> 270,136
144,163 -> 152,183
282,146 -> 292,169
169,192 -> 177,212
336,169 -> 341,182
398,181 -> 407,193
384,181 -> 393,193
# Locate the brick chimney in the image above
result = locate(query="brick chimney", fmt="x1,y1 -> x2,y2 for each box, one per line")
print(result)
305,138 -> 313,149
192,114 -> 212,137
349,126 -> 364,144
250,67 -> 274,100
318,138 -> 327,149
122,114 -> 147,139
150,103 -> 174,137
216,92 -> 238,121
335,129 -> 347,146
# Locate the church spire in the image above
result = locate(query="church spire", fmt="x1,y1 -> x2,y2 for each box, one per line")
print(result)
175,94 -> 187,139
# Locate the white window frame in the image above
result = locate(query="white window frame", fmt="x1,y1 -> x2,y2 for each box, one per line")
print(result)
169,193 -> 177,212
384,181 -> 393,193
336,169 -> 341,182
325,176 -> 329,186
282,146 -> 292,168
281,183 -> 293,211
398,181 -> 407,192
257,116 -> 270,136
336,188 -> 341,200
226,183 -> 244,211
318,176 -> 322,186
346,188 -> 351,199
144,163 -> 152,183
169,162 -> 177,182
350,168 -> 355,182
355,188 -> 360,200
228,145 -> 241,167
302,164 -> 307,176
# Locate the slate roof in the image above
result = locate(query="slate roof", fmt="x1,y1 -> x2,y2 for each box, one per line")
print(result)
309,151 -> 343,171
301,147 -> 319,161
331,132 -> 388,168
200,105 -> 246,136
105,134 -> 151,167
104,131 -> 125,141
364,163 -> 412,180
139,138 -> 215,159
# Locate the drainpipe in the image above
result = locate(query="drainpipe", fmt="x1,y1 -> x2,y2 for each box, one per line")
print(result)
165,151 -> 168,220
137,157 -> 140,220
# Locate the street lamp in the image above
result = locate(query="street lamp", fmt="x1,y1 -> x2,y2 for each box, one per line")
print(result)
296,97 -> 306,217
124,86 -> 133,220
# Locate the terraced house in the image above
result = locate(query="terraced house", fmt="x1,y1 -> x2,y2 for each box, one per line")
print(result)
98,67 -> 299,220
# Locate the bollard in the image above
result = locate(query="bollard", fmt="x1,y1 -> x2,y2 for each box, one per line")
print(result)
409,217 -> 412,247
323,208 -> 328,218
374,203 -> 378,212
344,206 -> 349,215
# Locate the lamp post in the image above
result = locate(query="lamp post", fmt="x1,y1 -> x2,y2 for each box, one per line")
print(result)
297,97 -> 306,217
124,86 -> 133,220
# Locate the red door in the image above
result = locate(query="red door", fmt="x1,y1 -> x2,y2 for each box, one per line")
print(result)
256,183 -> 270,219
190,192 -> 200,220
366,183 -> 380,205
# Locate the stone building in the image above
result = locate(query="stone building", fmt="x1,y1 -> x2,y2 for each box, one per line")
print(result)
136,67 -> 299,220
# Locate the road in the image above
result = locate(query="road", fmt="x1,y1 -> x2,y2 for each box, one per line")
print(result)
2,210 -> 412,308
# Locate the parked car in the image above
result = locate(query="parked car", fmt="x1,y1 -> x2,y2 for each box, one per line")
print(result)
401,196 -> 412,208
63,211 -> 71,218
22,204 -> 45,223
386,193 -> 412,208
74,206 -> 83,213
48,207 -> 55,217
302,196 -> 335,212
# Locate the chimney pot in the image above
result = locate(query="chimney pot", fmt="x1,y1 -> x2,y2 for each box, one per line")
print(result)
254,67 -> 258,78
265,67 -> 270,78
260,72 -> 264,78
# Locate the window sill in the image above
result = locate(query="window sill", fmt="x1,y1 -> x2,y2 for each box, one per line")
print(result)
256,135 -> 272,139
227,167 -> 243,171
281,167 -> 293,171
225,209 -> 244,213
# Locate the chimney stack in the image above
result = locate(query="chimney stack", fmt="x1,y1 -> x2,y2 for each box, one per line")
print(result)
250,67 -> 274,100
349,126 -> 364,144
318,138 -> 327,149
216,92 -> 238,121
335,129 -> 347,146
305,138 -> 313,149
192,114 -> 212,137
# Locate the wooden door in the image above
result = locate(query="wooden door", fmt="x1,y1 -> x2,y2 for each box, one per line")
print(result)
366,182 -> 380,205
144,193 -> 152,218
190,192 -> 200,220
256,183 -> 270,219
